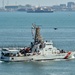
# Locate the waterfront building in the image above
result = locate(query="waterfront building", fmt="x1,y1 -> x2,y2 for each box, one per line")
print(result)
5,5 -> 19,11
67,2 -> 75,11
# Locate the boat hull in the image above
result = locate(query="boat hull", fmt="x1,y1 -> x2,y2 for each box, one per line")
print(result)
0,56 -> 32,62
27,11 -> 53,13
1,52 -> 75,62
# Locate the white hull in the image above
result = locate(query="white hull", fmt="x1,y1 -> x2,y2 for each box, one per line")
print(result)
1,52 -> 75,62
31,52 -> 75,61
1,56 -> 32,62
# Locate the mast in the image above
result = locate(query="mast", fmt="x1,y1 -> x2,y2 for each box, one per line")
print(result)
31,24 -> 43,44
35,26 -> 42,43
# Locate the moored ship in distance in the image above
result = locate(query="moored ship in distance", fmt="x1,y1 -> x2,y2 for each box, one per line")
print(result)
27,7 -> 53,13
0,24 -> 75,62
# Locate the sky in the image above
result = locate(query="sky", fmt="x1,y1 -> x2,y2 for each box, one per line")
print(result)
0,0 -> 75,7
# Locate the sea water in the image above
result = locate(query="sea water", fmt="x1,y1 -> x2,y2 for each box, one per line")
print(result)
0,12 -> 75,75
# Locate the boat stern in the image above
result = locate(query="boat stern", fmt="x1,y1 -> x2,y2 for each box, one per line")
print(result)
64,51 -> 75,59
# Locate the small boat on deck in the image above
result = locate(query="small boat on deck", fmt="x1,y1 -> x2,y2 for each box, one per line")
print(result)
0,48 -> 33,62
0,25 -> 75,62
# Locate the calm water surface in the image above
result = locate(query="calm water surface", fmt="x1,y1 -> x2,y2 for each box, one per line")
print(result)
0,12 -> 75,75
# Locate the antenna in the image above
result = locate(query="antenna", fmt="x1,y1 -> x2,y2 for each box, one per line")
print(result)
31,23 -> 36,39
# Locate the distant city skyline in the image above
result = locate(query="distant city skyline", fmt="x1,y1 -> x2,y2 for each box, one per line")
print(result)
0,0 -> 75,7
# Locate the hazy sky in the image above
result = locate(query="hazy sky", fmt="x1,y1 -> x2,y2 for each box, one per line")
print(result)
0,0 -> 75,7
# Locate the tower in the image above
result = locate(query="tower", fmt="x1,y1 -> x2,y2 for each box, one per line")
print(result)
34,26 -> 43,43
31,24 -> 43,44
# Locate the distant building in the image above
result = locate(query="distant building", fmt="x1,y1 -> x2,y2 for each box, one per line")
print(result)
67,2 -> 75,8
5,5 -> 19,11
5,4 -> 33,12
67,2 -> 75,11
17,5 -> 26,11
52,5 -> 61,11
2,2 -> 75,12
60,4 -> 66,8
60,4 -> 67,11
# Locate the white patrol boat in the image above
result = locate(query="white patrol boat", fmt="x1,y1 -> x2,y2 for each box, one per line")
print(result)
0,25 -> 75,62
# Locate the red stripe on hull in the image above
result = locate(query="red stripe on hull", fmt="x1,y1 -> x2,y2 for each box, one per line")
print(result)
64,52 -> 71,59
